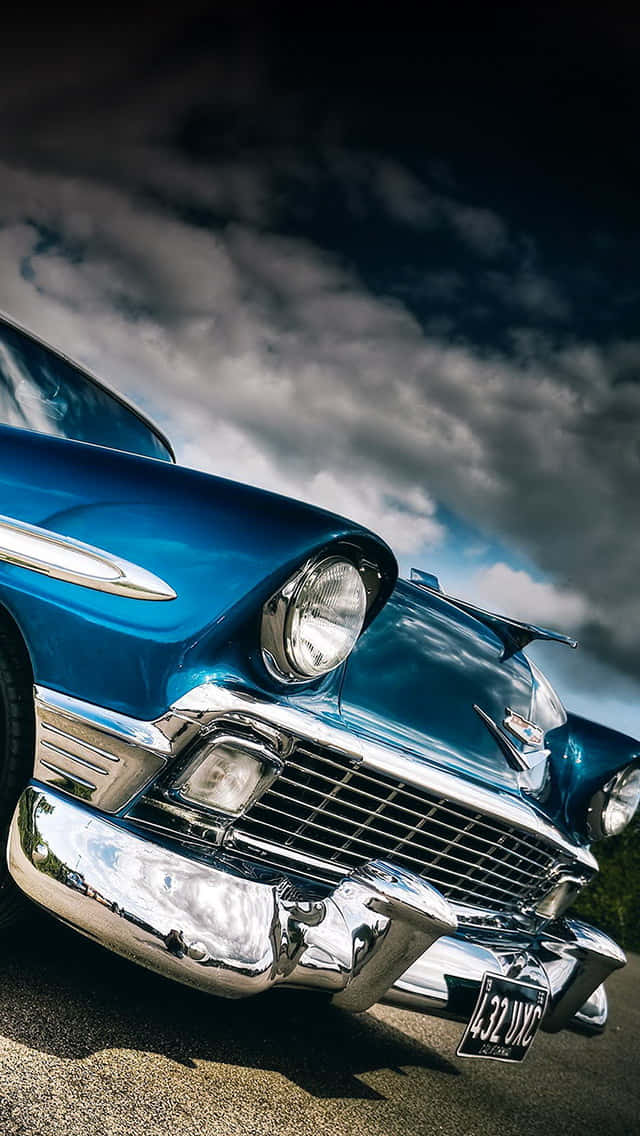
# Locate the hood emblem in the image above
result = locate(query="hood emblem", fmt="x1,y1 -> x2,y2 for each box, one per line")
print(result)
503,709 -> 545,749
473,704 -> 550,798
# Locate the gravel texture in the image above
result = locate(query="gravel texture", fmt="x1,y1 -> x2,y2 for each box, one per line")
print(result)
0,913 -> 637,1136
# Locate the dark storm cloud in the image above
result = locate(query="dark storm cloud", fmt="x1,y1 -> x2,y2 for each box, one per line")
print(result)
0,3 -> 638,713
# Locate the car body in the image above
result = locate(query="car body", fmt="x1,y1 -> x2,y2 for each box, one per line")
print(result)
0,312 -> 637,1062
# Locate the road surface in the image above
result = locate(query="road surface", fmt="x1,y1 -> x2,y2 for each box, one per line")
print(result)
0,913 -> 637,1136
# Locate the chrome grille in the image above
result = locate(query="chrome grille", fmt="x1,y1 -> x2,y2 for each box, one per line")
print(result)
233,744 -> 564,912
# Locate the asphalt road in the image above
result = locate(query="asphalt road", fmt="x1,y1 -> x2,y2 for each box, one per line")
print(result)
0,913 -> 637,1136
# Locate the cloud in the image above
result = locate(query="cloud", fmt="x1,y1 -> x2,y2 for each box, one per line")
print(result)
305,475 -> 444,554
371,160 -> 436,227
485,268 -> 571,320
0,159 -> 638,693
340,155 -> 508,256
0,30 -> 637,728
444,202 -> 508,258
469,562 -> 588,632
179,420 -> 444,553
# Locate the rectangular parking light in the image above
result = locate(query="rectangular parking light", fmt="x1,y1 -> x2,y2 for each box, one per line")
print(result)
172,735 -> 281,816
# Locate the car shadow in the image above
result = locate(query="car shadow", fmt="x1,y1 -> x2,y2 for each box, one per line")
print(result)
0,910 -> 460,1100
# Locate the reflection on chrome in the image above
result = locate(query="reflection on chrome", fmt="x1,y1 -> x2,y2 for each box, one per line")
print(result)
9,786 -> 625,1032
10,787 -> 458,1008
32,687 -> 170,813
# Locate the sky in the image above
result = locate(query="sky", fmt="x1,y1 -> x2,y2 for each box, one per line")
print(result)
0,3 -> 638,736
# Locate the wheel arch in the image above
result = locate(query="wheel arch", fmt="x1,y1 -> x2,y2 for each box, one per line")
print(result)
0,599 -> 35,692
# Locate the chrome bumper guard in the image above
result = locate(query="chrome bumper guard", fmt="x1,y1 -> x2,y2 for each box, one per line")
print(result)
8,786 -> 625,1032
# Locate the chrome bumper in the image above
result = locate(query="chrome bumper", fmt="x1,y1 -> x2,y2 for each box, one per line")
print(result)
8,786 -> 625,1032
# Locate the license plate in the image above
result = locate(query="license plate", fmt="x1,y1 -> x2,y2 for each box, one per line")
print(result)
457,972 -> 549,1063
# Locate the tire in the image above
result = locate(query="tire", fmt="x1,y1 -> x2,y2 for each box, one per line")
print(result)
0,615 -> 35,928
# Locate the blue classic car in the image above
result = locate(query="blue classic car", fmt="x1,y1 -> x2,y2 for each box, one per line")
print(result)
0,312 -> 637,1064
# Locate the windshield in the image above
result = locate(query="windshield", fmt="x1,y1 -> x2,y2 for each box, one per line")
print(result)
0,317 -> 173,462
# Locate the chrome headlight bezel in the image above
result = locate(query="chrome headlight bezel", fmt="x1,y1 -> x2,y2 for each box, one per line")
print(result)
261,550 -> 378,683
587,763 -> 640,839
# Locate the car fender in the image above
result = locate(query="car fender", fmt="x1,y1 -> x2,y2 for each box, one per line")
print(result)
0,425 -> 396,718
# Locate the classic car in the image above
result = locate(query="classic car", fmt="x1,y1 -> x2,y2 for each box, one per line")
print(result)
0,310 -> 637,1064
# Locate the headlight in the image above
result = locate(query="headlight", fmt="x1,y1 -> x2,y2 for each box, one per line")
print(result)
588,765 -> 640,839
286,557 -> 367,677
262,555 -> 368,680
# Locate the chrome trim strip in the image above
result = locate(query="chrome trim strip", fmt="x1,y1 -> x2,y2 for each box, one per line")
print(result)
41,721 -> 121,764
0,514 -> 176,601
169,683 -> 365,764
230,829 -> 346,882
41,739 -> 108,777
39,758 -> 97,792
37,687 -> 173,754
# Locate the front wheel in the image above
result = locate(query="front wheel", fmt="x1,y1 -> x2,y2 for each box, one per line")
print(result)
0,616 -> 35,928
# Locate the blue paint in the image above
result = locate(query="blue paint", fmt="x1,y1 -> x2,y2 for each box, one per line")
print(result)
1,408 -> 638,845
552,712 -> 640,839
0,424 -> 396,718
341,577 -> 535,791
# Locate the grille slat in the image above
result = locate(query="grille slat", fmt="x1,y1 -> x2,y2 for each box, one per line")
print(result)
280,761 -> 547,858
266,786 -> 544,887
252,799 -> 528,900
234,743 -> 565,912
276,773 -> 549,876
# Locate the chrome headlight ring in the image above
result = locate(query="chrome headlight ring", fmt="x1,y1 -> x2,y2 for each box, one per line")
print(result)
261,551 -> 378,683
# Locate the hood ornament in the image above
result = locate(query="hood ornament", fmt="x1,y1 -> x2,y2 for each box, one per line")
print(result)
410,569 -> 578,662
473,704 -> 550,797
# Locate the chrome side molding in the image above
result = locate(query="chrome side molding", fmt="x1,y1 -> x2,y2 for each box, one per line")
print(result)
0,514 -> 176,600
33,686 -> 170,813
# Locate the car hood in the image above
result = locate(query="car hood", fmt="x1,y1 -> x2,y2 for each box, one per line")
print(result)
340,578 -> 536,792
